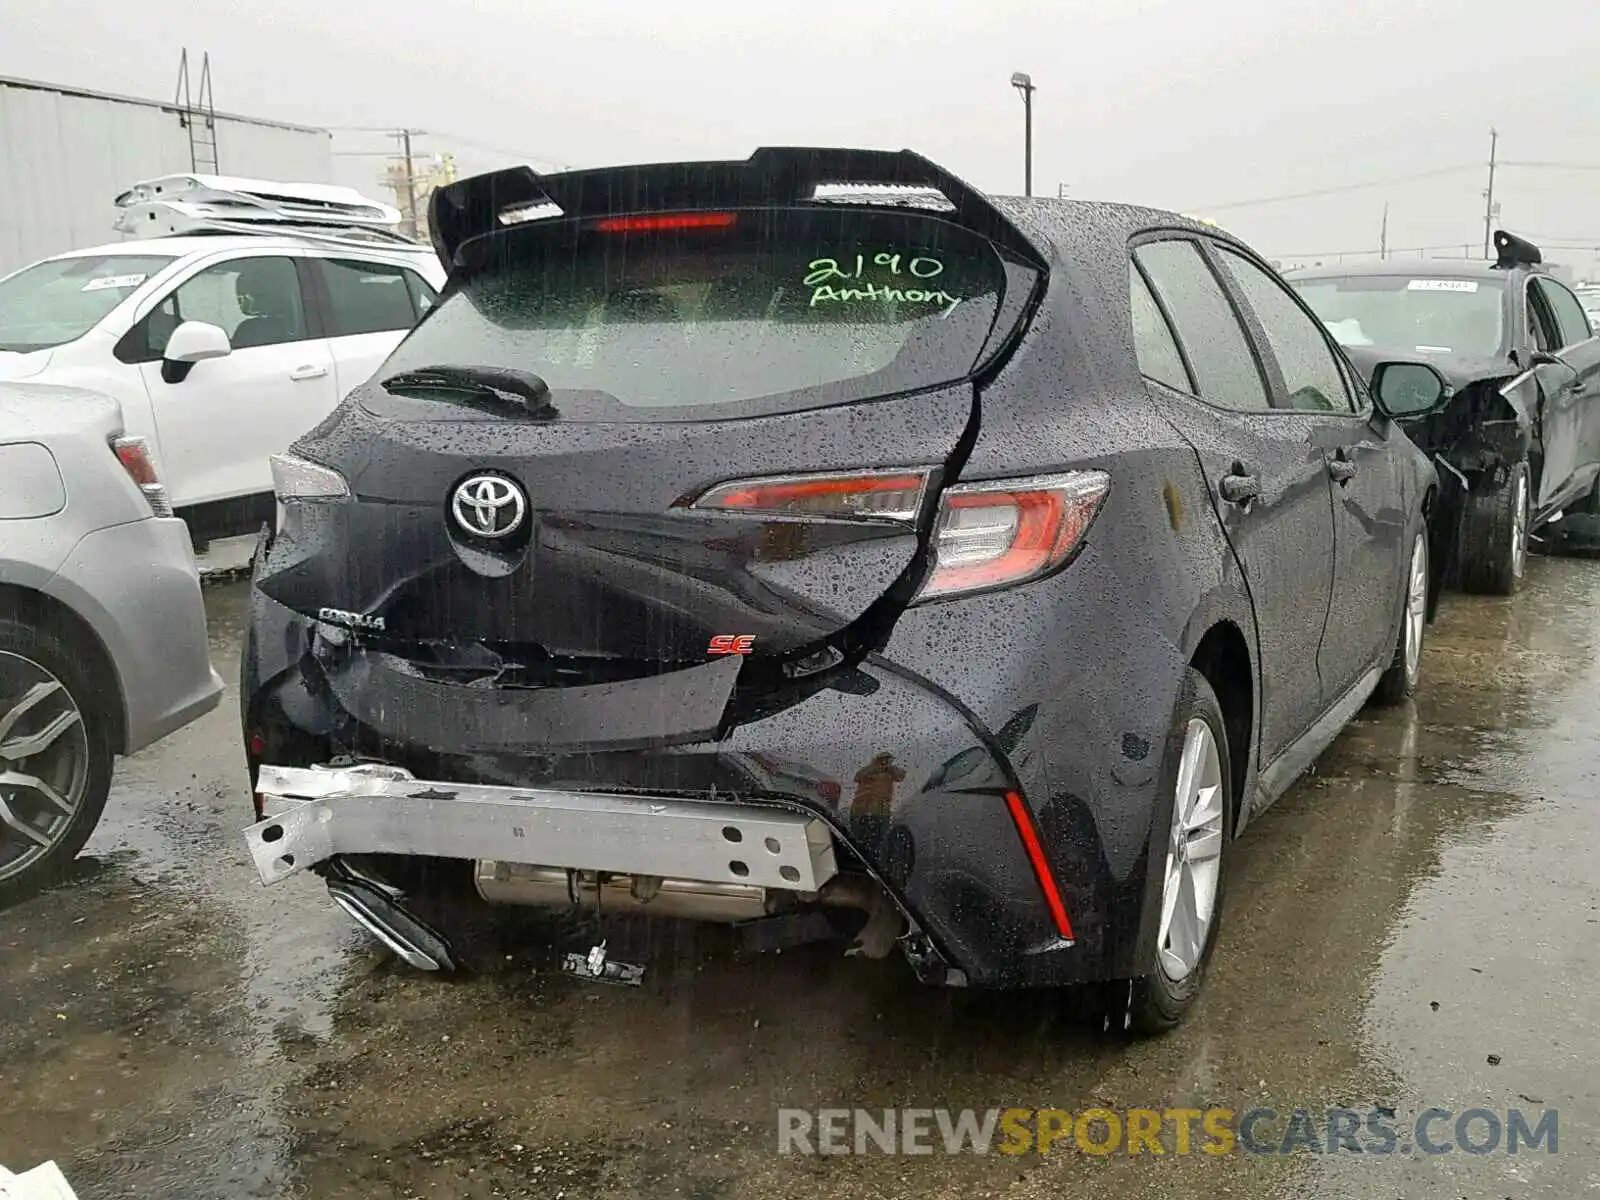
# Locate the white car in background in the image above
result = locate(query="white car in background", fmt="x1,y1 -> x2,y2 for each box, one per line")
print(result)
0,176 -> 447,545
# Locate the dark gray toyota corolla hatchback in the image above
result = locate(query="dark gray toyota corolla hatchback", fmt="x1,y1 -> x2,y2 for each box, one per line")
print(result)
241,148 -> 1438,1032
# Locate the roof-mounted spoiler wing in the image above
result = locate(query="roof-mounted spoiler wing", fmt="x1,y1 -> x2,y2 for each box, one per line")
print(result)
1494,229 -> 1542,270
427,147 -> 1047,271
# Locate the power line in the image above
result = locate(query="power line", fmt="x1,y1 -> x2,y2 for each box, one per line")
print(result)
1273,241 -> 1484,261
327,126 -> 575,171
1501,161 -> 1600,171
1185,165 -> 1479,214
422,131 -> 576,171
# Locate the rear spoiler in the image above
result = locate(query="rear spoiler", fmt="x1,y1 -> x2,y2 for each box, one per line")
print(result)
427,147 -> 1047,272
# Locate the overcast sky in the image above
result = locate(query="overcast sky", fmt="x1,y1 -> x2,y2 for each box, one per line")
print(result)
8,0 -> 1600,268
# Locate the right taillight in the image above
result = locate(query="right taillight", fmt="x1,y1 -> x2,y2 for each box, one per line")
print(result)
686,468 -> 935,523
111,436 -> 174,517
918,470 -> 1109,601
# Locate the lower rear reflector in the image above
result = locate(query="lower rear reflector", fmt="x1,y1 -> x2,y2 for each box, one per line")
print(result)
1004,790 -> 1074,941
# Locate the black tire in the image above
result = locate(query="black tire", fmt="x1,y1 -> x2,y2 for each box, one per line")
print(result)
1370,529 -> 1429,706
1124,668 -> 1233,1036
1457,460 -> 1529,596
0,613 -> 116,908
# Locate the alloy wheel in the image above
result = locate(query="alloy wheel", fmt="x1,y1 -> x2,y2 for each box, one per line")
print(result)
1511,472 -> 1528,580
1156,718 -> 1225,982
0,651 -> 90,883
1403,535 -> 1427,683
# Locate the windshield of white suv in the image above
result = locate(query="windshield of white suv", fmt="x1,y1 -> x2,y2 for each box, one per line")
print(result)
1289,274 -> 1506,356
0,254 -> 174,352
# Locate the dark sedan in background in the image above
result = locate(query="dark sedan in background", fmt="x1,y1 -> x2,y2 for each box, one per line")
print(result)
239,148 -> 1438,1033
1288,233 -> 1600,593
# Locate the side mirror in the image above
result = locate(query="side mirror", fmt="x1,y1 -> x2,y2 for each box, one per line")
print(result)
164,320 -> 232,365
1371,361 -> 1451,419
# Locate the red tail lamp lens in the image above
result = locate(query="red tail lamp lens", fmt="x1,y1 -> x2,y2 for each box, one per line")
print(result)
920,471 -> 1109,600
689,469 -> 933,523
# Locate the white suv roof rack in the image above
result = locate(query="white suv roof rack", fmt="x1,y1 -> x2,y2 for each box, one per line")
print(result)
113,174 -> 423,250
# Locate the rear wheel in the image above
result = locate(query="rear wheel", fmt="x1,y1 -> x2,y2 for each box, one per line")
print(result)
1371,530 -> 1429,706
1124,669 -> 1231,1036
1458,461 -> 1528,595
0,618 -> 115,908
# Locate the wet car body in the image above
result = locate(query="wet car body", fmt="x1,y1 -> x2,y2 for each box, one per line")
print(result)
240,148 -> 1436,1026
1287,234 -> 1600,588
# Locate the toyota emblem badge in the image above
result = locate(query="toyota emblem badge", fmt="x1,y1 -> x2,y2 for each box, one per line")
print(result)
451,474 -> 528,539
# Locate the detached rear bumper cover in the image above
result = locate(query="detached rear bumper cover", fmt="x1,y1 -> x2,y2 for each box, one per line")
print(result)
247,762 -> 838,891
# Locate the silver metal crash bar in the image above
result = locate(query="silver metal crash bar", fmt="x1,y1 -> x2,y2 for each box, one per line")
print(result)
246,763 -> 839,891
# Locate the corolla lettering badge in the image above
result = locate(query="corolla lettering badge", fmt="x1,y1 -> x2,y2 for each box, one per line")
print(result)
318,607 -> 385,632
451,474 -> 528,539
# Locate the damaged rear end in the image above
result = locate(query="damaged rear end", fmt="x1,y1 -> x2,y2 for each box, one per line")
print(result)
241,148 -> 1072,982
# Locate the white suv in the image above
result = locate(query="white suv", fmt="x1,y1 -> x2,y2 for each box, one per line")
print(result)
0,176 -> 447,543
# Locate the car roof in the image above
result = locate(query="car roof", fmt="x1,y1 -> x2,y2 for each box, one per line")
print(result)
1284,259 -> 1522,283
994,195 -> 1227,251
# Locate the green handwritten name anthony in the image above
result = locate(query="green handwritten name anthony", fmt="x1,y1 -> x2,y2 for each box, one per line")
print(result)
809,282 -> 962,313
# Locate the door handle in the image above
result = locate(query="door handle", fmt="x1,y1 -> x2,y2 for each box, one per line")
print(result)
1219,469 -> 1260,505
289,365 -> 329,381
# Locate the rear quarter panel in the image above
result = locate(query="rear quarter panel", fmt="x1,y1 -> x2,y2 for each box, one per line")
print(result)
879,278 -> 1258,977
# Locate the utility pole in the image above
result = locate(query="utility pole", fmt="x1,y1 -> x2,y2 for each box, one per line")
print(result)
1482,127 -> 1499,259
398,129 -> 420,239
1057,182 -> 1068,199
1010,73 -> 1035,197
1380,202 -> 1389,259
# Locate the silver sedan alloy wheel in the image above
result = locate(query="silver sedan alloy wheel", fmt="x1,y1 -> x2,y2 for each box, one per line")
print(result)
0,651 -> 89,883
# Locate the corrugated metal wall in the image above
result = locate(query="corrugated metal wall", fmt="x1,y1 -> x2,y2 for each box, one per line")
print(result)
0,78 -> 333,276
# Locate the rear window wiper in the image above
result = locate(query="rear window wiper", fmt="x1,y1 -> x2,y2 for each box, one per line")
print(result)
379,364 -> 556,417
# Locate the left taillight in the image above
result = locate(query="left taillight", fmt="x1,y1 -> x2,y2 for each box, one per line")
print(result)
270,452 -> 350,532
917,471 -> 1109,601
111,436 -> 174,517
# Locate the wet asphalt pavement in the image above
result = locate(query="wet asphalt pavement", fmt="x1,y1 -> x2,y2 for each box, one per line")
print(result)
2,560 -> 1598,1199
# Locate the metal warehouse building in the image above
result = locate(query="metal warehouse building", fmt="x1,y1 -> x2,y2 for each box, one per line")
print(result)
0,74 -> 333,276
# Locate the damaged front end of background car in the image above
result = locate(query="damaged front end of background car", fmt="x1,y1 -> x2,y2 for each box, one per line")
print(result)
1354,351 -> 1535,598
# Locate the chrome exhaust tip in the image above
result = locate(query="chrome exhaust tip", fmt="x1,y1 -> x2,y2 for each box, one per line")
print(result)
326,877 -> 456,972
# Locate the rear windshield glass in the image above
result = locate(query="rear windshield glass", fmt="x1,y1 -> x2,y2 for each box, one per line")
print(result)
1289,274 -> 1505,356
0,254 -> 174,353
373,209 -> 1012,421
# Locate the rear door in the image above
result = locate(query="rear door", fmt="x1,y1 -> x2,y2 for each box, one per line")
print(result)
1532,276 -> 1600,506
1211,244 -> 1407,696
309,256 -> 436,397
265,202 -> 1036,686
1132,236 -> 1337,762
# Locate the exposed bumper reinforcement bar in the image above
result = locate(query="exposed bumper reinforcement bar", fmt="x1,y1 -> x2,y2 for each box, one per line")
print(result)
246,763 -> 840,891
